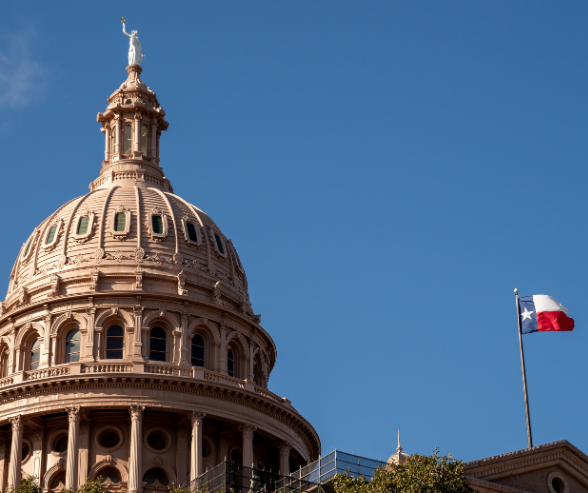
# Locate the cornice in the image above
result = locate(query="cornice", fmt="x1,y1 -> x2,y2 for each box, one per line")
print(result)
0,373 -> 320,459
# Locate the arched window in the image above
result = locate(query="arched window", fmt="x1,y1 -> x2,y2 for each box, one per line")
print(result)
214,233 -> 225,254
124,123 -> 132,154
141,124 -> 149,155
106,325 -> 124,359
187,222 -> 198,242
152,215 -> 164,234
110,126 -> 116,154
227,348 -> 235,377
29,339 -> 41,370
149,327 -> 166,361
65,329 -> 81,363
0,348 -> 8,378
46,225 -> 57,245
230,449 -> 242,466
143,468 -> 169,486
191,334 -> 205,367
97,468 -> 121,484
50,472 -> 66,489
23,234 -> 34,258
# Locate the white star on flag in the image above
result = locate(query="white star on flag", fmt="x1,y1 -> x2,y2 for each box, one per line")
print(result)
521,308 -> 534,321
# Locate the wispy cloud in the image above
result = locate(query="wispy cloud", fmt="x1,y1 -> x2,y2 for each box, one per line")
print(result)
0,28 -> 47,109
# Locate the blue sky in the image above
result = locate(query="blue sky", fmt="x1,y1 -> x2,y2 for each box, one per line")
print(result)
1,1 -> 588,463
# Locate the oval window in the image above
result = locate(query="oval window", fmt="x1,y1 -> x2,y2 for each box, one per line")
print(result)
152,215 -> 163,234
214,233 -> 224,254
187,222 -> 198,242
77,216 -> 90,235
147,431 -> 167,451
124,124 -> 132,154
46,225 -> 57,245
114,213 -> 126,232
52,433 -> 68,453
99,430 -> 121,449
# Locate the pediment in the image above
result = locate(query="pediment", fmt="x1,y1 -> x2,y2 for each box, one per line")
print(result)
465,441 -> 588,493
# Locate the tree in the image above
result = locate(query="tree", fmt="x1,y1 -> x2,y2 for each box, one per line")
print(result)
6,476 -> 42,493
332,450 -> 477,493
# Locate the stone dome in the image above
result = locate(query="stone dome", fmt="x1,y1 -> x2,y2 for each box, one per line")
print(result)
0,61 -> 319,493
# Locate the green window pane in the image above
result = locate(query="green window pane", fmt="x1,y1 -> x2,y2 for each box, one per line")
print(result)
187,222 -> 198,242
214,233 -> 224,254
114,213 -> 126,232
124,124 -> 132,154
152,215 -> 163,234
24,236 -> 33,257
46,225 -> 57,244
77,216 -> 89,235
141,125 -> 149,155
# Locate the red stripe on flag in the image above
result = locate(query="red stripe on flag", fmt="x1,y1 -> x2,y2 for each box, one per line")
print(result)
537,311 -> 575,332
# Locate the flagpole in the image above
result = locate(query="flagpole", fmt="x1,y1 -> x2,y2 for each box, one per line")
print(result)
515,288 -> 533,449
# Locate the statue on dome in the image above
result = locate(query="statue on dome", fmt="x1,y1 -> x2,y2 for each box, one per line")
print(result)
121,18 -> 145,66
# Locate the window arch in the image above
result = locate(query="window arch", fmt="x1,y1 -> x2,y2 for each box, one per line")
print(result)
65,328 -> 81,363
106,325 -> 124,359
191,334 -> 205,367
149,327 -> 167,361
227,348 -> 236,378
0,347 -> 9,378
124,123 -> 133,154
97,467 -> 121,485
143,468 -> 169,486
29,338 -> 41,370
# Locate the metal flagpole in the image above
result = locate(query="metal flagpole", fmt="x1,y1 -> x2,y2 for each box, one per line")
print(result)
514,288 -> 533,449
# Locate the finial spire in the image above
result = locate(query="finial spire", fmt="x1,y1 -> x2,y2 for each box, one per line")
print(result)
397,430 -> 402,453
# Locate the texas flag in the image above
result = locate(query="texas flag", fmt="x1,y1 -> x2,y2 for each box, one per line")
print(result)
519,295 -> 575,334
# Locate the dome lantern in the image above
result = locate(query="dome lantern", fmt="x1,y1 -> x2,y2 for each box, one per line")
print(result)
95,64 -> 170,192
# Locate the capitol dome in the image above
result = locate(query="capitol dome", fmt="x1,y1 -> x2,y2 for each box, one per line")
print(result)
0,62 -> 319,493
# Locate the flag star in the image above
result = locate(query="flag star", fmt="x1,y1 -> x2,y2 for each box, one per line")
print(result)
521,308 -> 534,321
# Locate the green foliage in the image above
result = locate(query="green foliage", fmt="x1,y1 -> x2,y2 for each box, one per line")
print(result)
6,476 -> 42,493
76,477 -> 106,493
171,486 -> 191,493
332,450 -> 477,493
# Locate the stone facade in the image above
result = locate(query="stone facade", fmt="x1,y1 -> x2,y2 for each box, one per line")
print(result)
0,64 -> 320,492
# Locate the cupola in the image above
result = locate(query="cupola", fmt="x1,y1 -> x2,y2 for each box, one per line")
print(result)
94,64 -> 170,192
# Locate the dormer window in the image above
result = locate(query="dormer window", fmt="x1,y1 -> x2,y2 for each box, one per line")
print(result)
77,216 -> 89,235
141,124 -> 149,155
43,220 -> 62,249
46,225 -> 57,244
115,213 -> 126,232
124,123 -> 132,154
110,206 -> 131,239
214,233 -> 225,255
181,218 -> 201,246
148,208 -> 168,240
73,211 -> 95,243
125,99 -> 132,104
21,231 -> 37,260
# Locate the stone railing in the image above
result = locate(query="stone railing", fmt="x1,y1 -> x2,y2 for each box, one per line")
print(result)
145,363 -> 192,377
0,376 -> 14,387
82,362 -> 132,373
203,371 -> 246,389
25,366 -> 70,380
253,385 -> 285,404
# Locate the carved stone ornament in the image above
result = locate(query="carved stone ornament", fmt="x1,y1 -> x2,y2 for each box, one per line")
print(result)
135,247 -> 145,262
93,248 -> 105,264
240,424 -> 257,439
154,456 -> 162,468
57,255 -> 67,271
252,314 -> 261,324
105,454 -> 113,465
212,281 -> 223,306
135,265 -> 143,290
18,286 -> 29,305
66,406 -> 81,422
279,441 -> 293,456
191,411 -> 206,425
173,252 -> 183,264
90,268 -> 100,291
8,414 -> 22,432
49,274 -> 61,296
129,404 -> 145,420
57,456 -> 66,470
177,270 -> 188,296
0,302 -> 5,317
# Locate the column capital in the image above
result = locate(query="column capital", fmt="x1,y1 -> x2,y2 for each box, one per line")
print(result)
8,415 -> 22,432
191,411 -> 206,425
32,427 -> 45,442
129,405 -> 145,421
279,441 -> 293,456
240,424 -> 257,439
66,406 -> 81,422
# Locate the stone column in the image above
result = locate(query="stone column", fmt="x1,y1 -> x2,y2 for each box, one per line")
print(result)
134,116 -> 141,152
65,406 -> 80,490
42,312 -> 51,368
104,126 -> 110,161
132,307 -> 144,361
32,427 -> 44,482
218,433 -> 229,464
115,118 -> 121,154
179,314 -> 189,365
7,415 -> 23,489
84,307 -> 96,362
0,435 -> 8,493
128,405 -> 145,493
176,425 -> 190,487
150,122 -> 157,158
279,442 -> 292,476
78,421 -> 91,487
172,330 -> 182,365
190,412 -> 206,481
241,425 -> 256,468
50,334 -> 58,366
